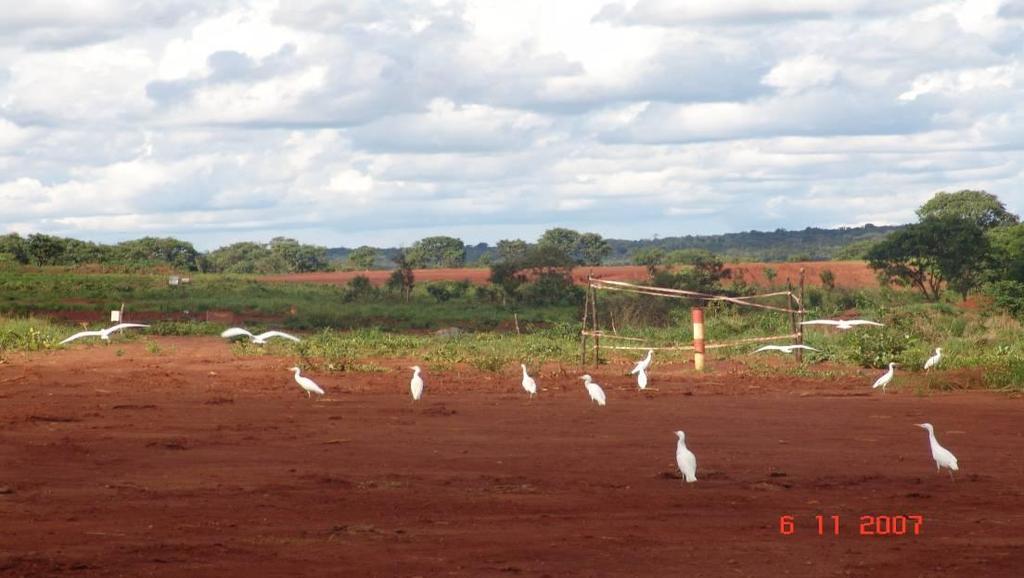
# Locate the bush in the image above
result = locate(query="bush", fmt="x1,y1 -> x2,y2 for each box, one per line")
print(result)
343,275 -> 378,302
985,280 -> 1024,318
425,281 -> 470,303
517,273 -> 582,306
844,327 -> 916,368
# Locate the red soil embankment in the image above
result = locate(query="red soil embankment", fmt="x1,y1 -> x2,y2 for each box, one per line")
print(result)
263,261 -> 879,289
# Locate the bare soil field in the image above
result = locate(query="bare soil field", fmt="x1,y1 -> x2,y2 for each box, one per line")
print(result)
1,337 -> 1021,577
263,261 -> 879,289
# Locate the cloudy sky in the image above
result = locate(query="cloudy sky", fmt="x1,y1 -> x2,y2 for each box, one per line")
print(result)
1,0 -> 1023,249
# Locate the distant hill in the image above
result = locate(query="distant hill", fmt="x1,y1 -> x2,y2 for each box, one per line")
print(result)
327,224 -> 901,266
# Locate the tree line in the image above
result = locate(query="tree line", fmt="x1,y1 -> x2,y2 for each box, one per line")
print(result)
866,190 -> 1022,304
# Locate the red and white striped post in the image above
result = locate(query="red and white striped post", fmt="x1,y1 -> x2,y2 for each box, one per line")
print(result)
692,307 -> 705,371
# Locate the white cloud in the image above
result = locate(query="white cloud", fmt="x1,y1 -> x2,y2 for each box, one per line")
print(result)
1,0 -> 1023,249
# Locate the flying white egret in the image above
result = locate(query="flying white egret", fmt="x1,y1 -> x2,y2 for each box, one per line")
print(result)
59,323 -> 150,345
801,319 -> 884,330
580,374 -> 606,406
675,431 -> 697,484
872,362 -> 897,393
753,344 -> 820,354
636,366 -> 648,390
289,366 -> 324,398
221,328 -> 301,344
916,423 -> 959,481
520,364 -> 537,398
924,348 -> 942,371
631,349 -> 653,375
410,366 -> 424,401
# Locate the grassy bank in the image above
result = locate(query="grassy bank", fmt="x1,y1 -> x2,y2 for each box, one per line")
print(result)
1,269 -> 1021,391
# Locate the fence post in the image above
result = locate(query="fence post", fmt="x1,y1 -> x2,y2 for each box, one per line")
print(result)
692,307 -> 705,371
580,277 -> 591,367
797,267 -> 806,363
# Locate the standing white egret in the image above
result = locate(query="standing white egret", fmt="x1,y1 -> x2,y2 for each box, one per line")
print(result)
636,366 -> 648,390
674,431 -> 697,484
801,319 -> 883,330
753,344 -> 820,354
872,362 -> 897,393
631,349 -> 654,375
410,366 -> 424,401
580,374 -> 606,406
924,348 -> 942,372
520,364 -> 537,398
59,323 -> 150,345
916,423 -> 959,481
289,366 -> 324,398
221,328 -> 301,344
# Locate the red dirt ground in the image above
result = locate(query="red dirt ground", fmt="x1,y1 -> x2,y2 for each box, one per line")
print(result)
263,261 -> 879,289
1,337 -> 1022,576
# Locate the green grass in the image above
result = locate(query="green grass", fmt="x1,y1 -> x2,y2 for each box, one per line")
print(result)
2,269 -> 1022,392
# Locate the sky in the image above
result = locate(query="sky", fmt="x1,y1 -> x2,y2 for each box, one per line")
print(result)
1,0 -> 1023,250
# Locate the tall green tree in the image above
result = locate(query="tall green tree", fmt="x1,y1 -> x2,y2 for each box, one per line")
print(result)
537,228 -> 611,266
346,246 -> 378,270
917,190 -> 1018,229
576,232 -> 611,266
407,236 -> 466,268
268,237 -> 329,273
867,216 -> 989,300
496,239 -> 529,263
986,224 -> 1024,282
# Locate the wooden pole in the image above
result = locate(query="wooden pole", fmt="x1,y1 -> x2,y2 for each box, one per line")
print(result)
580,278 -> 591,367
591,283 -> 601,365
786,278 -> 798,362
797,267 -> 806,363
692,307 -> 705,371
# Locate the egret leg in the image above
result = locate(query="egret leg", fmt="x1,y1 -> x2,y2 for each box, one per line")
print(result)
949,470 -> 955,483
307,391 -> 310,398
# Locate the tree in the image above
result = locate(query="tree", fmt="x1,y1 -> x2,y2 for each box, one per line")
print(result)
26,234 -> 68,266
489,244 -> 577,305
576,232 -> 611,266
917,190 -> 1018,230
867,216 -> 989,300
537,228 -> 580,257
347,246 -> 378,270
496,239 -> 529,263
206,242 -> 271,273
537,228 -> 611,266
268,237 -> 329,273
0,233 -> 28,264
987,224 -> 1024,282
632,247 -> 665,276
387,250 -> 416,300
115,237 -> 200,270
407,236 -> 465,268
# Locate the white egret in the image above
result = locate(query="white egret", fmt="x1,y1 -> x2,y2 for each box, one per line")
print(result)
631,349 -> 653,375
520,364 -> 537,398
636,366 -> 648,390
59,323 -> 150,345
221,328 -> 301,344
289,366 -> 324,398
580,374 -> 606,406
410,366 -> 424,401
675,431 -> 697,484
801,319 -> 883,330
872,362 -> 897,393
916,423 -> 959,481
924,348 -> 942,371
753,344 -> 820,354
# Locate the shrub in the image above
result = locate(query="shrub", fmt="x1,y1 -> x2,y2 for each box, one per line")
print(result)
985,280 -> 1024,318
